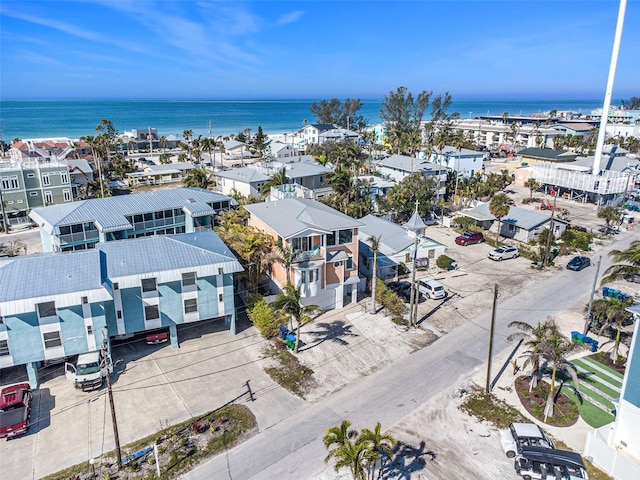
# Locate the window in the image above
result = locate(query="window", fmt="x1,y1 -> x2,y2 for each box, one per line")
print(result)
44,191 -> 53,204
87,325 -> 93,335
326,232 -> 336,246
113,282 -> 119,290
184,298 -> 198,313
346,256 -> 354,270
0,177 -> 9,190
144,212 -> 153,221
71,224 -> 82,233
301,270 -> 306,283
37,301 -> 57,318
27,173 -> 36,178
42,174 -> 51,186
144,305 -> 160,320
10,176 -> 19,189
29,192 -> 38,197
60,226 -> 71,235
63,190 -> 71,201
141,278 -> 157,292
116,310 -> 122,319
338,229 -> 353,244
182,272 -> 196,286
0,339 -> 10,356
218,268 -> 224,275
218,293 -> 224,302
81,296 -> 88,304
61,173 -> 69,183
43,331 -> 62,349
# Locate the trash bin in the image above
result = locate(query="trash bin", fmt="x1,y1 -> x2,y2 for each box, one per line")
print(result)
572,331 -> 585,344
590,341 -> 599,353
603,287 -> 611,298
285,333 -> 296,350
280,326 -> 288,339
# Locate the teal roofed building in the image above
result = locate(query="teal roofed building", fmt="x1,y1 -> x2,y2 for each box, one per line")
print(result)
0,231 -> 243,389
29,187 -> 237,252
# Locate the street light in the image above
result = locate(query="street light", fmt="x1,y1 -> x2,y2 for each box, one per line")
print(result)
89,458 -> 96,478
404,201 -> 427,328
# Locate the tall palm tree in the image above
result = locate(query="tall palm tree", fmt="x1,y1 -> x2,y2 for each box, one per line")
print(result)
267,242 -> 293,286
597,205 -> 621,235
601,240 -> 640,284
159,135 -> 168,153
81,135 -> 105,198
489,193 -> 511,245
358,422 -> 395,480
272,285 -> 320,353
507,320 -> 549,391
588,297 -> 632,362
367,235 -> 382,314
323,420 -> 358,463
539,319 -> 583,420
331,438 -> 370,480
524,177 -> 539,201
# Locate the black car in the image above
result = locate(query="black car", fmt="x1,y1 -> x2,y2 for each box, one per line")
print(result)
567,256 -> 591,271
386,281 -> 412,301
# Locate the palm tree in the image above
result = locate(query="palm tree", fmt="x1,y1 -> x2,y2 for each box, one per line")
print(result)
601,240 -> 640,284
261,167 -> 288,198
323,420 -> 358,463
331,438 -> 370,480
272,285 -> 320,353
489,193 -> 511,245
597,205 -> 621,235
358,422 -> 395,480
588,297 -> 632,362
268,242 -> 293,286
539,319 -> 583,420
182,168 -> 212,189
524,177 -> 539,201
367,235 -> 382,314
159,135 -> 168,153
507,320 -> 549,391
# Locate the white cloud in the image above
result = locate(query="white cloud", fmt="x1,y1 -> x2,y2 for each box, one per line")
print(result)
277,10 -> 304,26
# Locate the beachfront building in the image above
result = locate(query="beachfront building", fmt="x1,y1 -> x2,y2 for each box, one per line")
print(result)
448,119 -> 562,151
245,198 -> 364,310
591,107 -> 640,123
377,154 -> 447,199
0,231 -> 243,389
0,158 -> 73,229
299,124 -> 336,145
427,146 -> 485,178
358,215 -> 446,281
223,139 -> 253,163
29,187 -> 236,253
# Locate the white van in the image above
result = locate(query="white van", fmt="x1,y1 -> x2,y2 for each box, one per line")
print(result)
417,278 -> 447,300
65,351 -> 112,391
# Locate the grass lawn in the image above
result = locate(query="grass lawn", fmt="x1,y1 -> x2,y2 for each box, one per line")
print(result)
560,384 -> 615,428
573,358 -> 623,386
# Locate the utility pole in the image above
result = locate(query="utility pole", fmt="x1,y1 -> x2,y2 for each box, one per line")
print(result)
102,332 -> 122,467
408,233 -> 419,328
584,256 -> 602,335
486,284 -> 498,393
543,191 -> 558,266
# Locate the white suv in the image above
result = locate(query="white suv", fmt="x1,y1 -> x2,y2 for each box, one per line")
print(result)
488,245 -> 519,261
417,278 -> 447,300
500,422 -> 555,458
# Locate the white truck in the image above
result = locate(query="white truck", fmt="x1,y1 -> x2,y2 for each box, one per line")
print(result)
500,422 -> 555,458
65,351 -> 112,392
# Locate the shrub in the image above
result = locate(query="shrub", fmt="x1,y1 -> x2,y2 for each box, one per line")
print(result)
436,255 -> 453,270
248,298 -> 281,338
454,216 -> 477,231
560,228 -> 593,251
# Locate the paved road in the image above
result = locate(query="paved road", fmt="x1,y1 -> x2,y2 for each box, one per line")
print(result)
183,235 -> 635,480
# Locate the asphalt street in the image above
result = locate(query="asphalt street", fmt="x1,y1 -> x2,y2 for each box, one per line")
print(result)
183,232 -> 637,480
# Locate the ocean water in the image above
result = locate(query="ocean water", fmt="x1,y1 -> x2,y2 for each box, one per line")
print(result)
0,98 -> 608,142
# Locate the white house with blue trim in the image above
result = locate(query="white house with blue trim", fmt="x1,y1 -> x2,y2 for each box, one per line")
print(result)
0,231 -> 242,389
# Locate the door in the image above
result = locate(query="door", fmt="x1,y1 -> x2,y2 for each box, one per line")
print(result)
64,363 -> 76,381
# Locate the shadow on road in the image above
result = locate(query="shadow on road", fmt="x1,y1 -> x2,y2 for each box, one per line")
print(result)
301,320 -> 358,351
384,440 -> 437,479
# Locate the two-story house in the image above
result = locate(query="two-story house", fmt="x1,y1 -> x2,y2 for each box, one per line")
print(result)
377,154 -> 448,199
0,231 -> 243,389
244,198 -> 364,310
29,187 -> 236,252
428,146 -> 485,179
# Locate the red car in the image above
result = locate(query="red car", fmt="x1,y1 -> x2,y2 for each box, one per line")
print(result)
0,383 -> 32,439
455,230 -> 484,246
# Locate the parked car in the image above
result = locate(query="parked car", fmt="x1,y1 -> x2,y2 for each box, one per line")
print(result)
455,230 -> 484,246
514,446 -> 589,480
566,256 -> 591,271
500,422 -> 555,458
0,383 -> 32,439
625,274 -> 640,283
488,245 -> 519,261
417,278 -> 447,300
387,281 -> 412,301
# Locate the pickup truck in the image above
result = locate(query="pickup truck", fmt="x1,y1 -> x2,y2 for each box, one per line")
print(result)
500,422 -> 555,458
0,383 -> 32,439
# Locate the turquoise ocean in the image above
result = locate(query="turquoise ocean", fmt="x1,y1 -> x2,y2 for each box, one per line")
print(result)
0,98 -> 609,142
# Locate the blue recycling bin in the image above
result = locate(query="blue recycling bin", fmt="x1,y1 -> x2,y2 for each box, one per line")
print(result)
285,333 -> 296,350
280,326 -> 288,339
572,331 -> 585,344
602,287 -> 611,298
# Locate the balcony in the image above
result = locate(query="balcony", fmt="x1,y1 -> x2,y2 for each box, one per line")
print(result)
292,247 -> 324,264
270,183 -> 314,200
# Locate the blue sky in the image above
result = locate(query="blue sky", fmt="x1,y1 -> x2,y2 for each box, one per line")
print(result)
1,1 -> 638,100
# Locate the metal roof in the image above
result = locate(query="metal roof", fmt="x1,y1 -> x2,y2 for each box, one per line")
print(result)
0,250 -> 104,301
98,231 -> 242,278
359,215 -> 415,255
215,166 -> 270,183
379,154 -> 446,173
466,202 -> 555,230
29,188 -> 236,234
245,198 -> 364,239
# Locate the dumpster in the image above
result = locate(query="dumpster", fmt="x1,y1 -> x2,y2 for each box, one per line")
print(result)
571,331 -> 585,344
